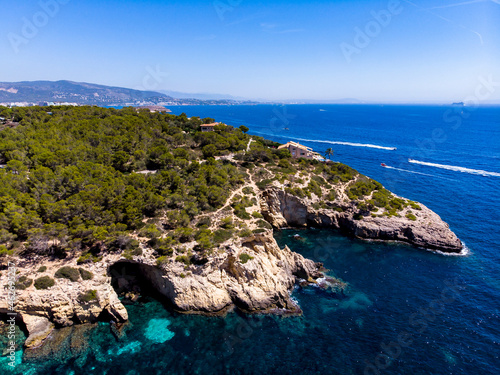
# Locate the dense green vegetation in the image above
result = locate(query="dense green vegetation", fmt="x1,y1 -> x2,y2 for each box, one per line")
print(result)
0,105 -> 417,265
0,106 -> 251,259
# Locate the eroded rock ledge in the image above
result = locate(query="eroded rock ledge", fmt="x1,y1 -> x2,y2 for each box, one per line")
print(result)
0,231 -> 323,349
261,187 -> 463,253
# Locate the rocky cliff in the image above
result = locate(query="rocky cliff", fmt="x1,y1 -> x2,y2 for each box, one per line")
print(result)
0,163 -> 463,350
0,255 -> 128,348
261,187 -> 463,253
0,231 -> 324,349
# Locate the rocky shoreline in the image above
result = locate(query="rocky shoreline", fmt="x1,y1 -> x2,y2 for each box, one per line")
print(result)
261,187 -> 463,253
0,177 -> 462,351
0,230 -> 324,349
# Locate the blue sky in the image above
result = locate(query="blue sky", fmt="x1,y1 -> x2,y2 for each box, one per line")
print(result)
1,0 -> 499,102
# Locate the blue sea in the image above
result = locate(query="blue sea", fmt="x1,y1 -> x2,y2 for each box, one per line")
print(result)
3,105 -> 499,374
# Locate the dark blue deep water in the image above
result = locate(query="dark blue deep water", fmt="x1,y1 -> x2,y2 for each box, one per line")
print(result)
3,105 -> 499,374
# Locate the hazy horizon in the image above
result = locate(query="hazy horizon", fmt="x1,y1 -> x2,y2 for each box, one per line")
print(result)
2,0 -> 500,103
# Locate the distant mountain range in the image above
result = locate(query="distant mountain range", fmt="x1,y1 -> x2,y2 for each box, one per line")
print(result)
4,80 -> 487,106
0,80 -> 170,105
158,90 -> 250,101
0,80 -> 257,106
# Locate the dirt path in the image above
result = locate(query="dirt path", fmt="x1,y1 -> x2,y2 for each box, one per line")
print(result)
212,166 -> 260,224
246,138 -> 254,152
211,137 -> 259,223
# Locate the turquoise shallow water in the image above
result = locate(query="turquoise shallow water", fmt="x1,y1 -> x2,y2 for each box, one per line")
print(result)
2,105 -> 499,374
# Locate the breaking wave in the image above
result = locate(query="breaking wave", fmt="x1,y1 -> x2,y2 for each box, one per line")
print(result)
429,242 -> 471,257
408,159 -> 500,177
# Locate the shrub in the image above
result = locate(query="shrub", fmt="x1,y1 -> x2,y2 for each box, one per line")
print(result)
408,201 -> 422,210
202,144 -> 218,158
252,229 -> 266,234
138,224 -> 162,239
77,252 -> 101,264
256,219 -> 272,229
156,256 -> 169,266
15,276 -> 33,290
220,217 -> 234,229
325,162 -> 357,182
238,228 -> 253,238
251,211 -> 263,219
406,213 -> 417,221
357,201 -> 374,213
78,289 -> 98,302
307,180 -> 322,197
79,268 -> 94,280
256,178 -> 276,190
213,229 -> 233,244
285,187 -> 306,198
174,227 -> 194,243
149,237 -> 175,256
389,197 -> 406,211
0,245 -> 13,257
34,276 -> 55,290
370,189 -> 391,207
347,178 -> 382,200
311,175 -> 327,186
234,207 -> 250,220
239,253 -> 254,264
195,234 -> 213,251
196,216 -> 212,228
326,189 -> 337,201
54,266 -> 80,282
242,186 -> 254,195
175,255 -> 191,266
123,246 -> 143,260
37,266 -> 47,273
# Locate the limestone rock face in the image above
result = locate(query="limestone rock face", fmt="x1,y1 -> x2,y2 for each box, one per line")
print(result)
128,230 -> 322,314
21,315 -> 54,349
0,231 -> 323,348
262,188 -> 463,253
0,258 -> 128,349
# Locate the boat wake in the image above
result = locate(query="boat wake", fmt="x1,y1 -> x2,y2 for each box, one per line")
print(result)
289,136 -> 397,150
383,165 -> 456,181
409,159 -> 500,177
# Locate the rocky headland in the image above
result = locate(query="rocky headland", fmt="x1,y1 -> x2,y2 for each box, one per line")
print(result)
0,106 -> 462,353
0,168 -> 462,349
261,187 -> 462,253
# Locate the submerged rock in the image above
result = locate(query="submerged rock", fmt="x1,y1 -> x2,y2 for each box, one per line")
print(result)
144,319 -> 175,343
